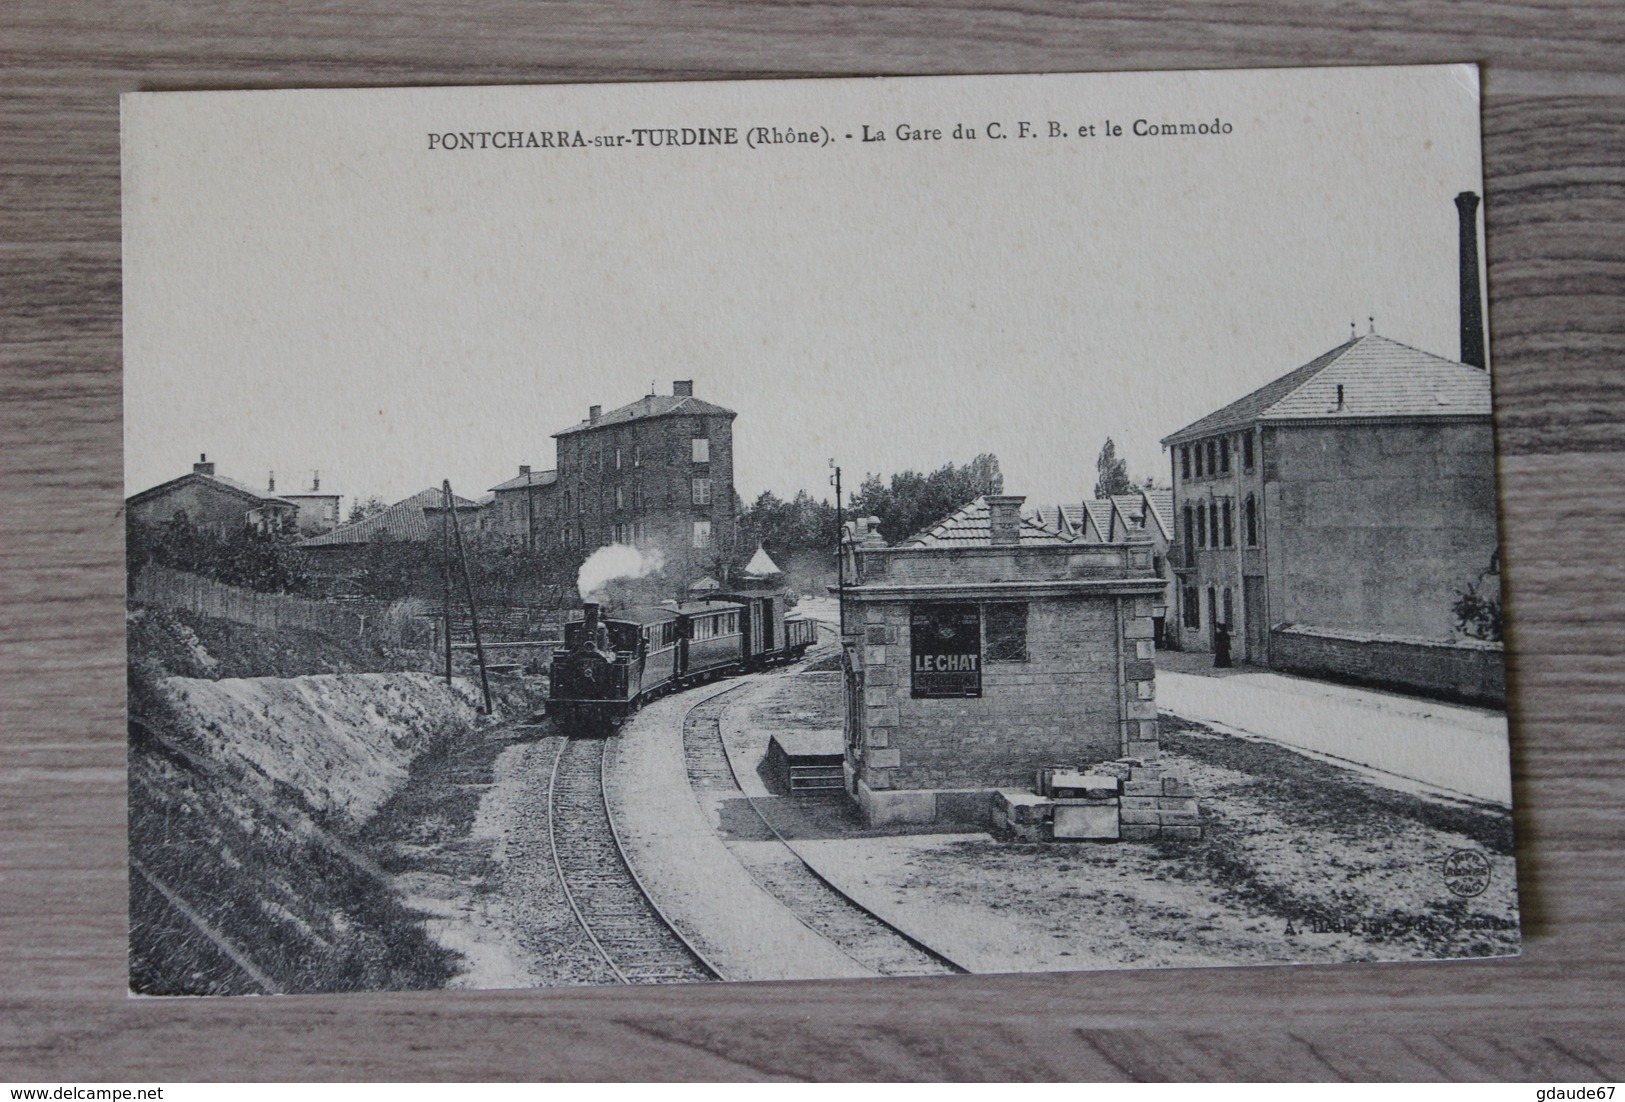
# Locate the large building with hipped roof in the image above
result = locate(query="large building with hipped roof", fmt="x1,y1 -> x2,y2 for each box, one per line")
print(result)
551,379 -> 737,589
1161,331 -> 1502,704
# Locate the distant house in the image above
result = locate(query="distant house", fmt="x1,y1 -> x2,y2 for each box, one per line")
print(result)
266,471 -> 342,536
483,465 -> 558,549
299,487 -> 482,578
1161,332 -> 1501,703
126,454 -> 297,536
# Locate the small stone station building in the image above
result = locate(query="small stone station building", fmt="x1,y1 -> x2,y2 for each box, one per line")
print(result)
837,495 -> 1198,841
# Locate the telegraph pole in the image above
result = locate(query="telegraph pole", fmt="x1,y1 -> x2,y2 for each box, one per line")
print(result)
441,484 -> 453,686
445,480 -> 493,714
830,459 -> 844,635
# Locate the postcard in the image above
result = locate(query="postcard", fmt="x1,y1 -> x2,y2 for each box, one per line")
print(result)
121,65 -> 1516,994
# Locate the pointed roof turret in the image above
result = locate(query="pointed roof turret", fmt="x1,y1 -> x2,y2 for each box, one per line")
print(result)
744,543 -> 783,577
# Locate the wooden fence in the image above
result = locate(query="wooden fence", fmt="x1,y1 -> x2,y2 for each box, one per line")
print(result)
131,566 -> 368,637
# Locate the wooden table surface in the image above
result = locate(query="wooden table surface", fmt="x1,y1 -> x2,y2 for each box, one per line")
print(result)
4,0 -> 1623,1082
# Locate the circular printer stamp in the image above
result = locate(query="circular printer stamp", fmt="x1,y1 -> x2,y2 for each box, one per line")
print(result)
1441,849 -> 1492,898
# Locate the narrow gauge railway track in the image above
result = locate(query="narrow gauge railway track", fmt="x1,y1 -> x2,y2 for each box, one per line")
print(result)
546,735 -> 721,984
682,689 -> 970,977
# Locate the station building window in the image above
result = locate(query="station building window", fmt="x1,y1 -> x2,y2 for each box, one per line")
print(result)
1222,499 -> 1234,547
692,478 -> 712,505
1180,446 -> 1191,480
1183,585 -> 1200,629
985,603 -> 1028,662
1220,437 -> 1231,473
692,519 -> 712,548
1209,501 -> 1220,546
1196,505 -> 1207,548
1195,445 -> 1204,478
692,437 -> 710,464
1183,505 -> 1194,549
1243,431 -> 1255,470
1245,494 -> 1258,546
1206,440 -> 1217,475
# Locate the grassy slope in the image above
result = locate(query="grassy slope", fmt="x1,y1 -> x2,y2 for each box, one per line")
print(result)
127,605 -> 462,994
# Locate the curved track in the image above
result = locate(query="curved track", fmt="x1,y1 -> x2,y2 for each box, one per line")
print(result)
681,687 -> 971,977
546,735 -> 722,984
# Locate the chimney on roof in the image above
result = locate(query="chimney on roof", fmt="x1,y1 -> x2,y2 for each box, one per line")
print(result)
987,495 -> 1025,546
589,405 -> 602,424
312,470 -> 320,492
519,464 -> 531,476
193,453 -> 215,477
673,380 -> 694,397
1455,191 -> 1487,369
267,471 -> 276,492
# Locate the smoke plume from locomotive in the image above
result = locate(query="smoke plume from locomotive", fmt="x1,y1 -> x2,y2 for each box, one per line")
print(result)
577,543 -> 666,602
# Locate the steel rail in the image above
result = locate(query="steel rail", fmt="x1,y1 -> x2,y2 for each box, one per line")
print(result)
545,732 -> 722,984
692,683 -> 974,976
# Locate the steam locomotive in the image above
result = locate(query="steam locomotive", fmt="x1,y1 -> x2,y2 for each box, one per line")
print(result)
546,590 -> 819,730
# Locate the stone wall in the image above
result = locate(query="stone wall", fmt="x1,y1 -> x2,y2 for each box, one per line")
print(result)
1270,625 -> 1505,708
851,595 -> 1160,796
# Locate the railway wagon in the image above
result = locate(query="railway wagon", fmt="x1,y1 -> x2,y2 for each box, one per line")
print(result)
706,589 -> 818,667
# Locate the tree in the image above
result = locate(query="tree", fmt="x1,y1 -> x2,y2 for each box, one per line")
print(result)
848,454 -> 1005,544
126,513 -> 312,594
1452,552 -> 1503,642
1094,438 -> 1133,498
347,495 -> 388,524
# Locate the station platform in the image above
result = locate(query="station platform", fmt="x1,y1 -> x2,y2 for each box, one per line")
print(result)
602,678 -> 873,983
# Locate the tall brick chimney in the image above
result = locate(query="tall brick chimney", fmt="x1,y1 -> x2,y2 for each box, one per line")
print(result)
673,380 -> 694,397
589,404 -> 602,424
1455,191 -> 1487,369
987,495 -> 1025,546
193,453 -> 215,477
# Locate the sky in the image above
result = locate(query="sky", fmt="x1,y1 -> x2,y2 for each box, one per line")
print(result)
123,66 -> 1486,513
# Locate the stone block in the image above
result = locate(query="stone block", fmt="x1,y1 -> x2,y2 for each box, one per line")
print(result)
1157,797 -> 1199,815
868,748 -> 901,769
1120,808 -> 1161,825
1127,698 -> 1158,721
865,704 -> 898,727
1120,795 -> 1158,810
1136,639 -> 1155,661
1120,824 -> 1159,843
866,768 -> 893,789
1133,597 -> 1154,619
864,606 -> 886,624
1127,740 -> 1161,761
866,727 -> 890,749
859,785 -> 937,826
1160,824 -> 1202,841
865,625 -> 890,645
1123,616 -> 1153,640
1136,680 -> 1155,701
864,645 -> 887,667
867,666 -> 896,687
1054,803 -> 1120,840
1124,659 -> 1156,681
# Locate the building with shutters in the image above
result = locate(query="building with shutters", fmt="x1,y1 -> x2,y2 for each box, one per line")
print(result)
1160,332 -> 1502,704
551,380 -> 737,587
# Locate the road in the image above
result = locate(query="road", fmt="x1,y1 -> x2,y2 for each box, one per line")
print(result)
1156,664 -> 1512,806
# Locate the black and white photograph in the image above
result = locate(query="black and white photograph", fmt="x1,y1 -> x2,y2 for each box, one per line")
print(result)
120,64 -> 1518,996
